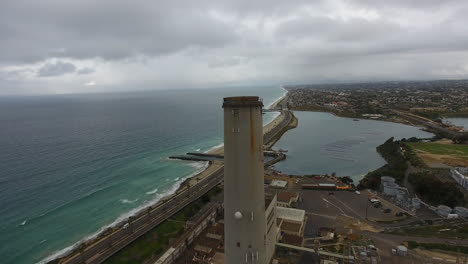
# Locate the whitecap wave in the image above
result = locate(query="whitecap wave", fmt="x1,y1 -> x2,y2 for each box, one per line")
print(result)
187,161 -> 209,171
119,199 -> 138,204
204,142 -> 223,153
27,185 -> 113,226
39,158 -> 212,264
195,148 -> 201,152
146,188 -> 159,195
265,86 -> 288,109
18,220 -> 27,227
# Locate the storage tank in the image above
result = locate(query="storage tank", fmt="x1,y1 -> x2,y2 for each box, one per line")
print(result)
455,207 -> 468,218
223,96 -> 267,264
437,205 -> 452,217
381,176 -> 395,184
383,182 -> 398,196
396,190 -> 406,201
412,198 -> 421,209
397,245 -> 408,256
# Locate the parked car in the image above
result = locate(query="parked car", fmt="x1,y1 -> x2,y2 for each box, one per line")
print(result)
383,208 -> 392,213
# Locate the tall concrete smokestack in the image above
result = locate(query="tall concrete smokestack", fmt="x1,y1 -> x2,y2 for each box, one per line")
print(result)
223,96 -> 266,264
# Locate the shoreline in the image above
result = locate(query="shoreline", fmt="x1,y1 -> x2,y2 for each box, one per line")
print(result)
291,108 -> 429,131
44,91 -> 291,264
266,86 -> 287,109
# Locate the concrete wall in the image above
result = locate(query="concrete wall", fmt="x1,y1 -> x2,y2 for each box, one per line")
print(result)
451,169 -> 468,190
223,96 -> 267,264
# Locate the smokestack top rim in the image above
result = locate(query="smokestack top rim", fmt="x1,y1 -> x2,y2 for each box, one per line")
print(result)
222,96 -> 263,108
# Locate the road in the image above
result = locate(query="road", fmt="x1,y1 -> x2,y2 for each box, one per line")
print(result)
392,110 -> 460,138
58,110 -> 295,264
62,167 -> 224,264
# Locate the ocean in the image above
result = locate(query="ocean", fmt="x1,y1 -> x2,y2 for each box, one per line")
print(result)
0,86 -> 284,264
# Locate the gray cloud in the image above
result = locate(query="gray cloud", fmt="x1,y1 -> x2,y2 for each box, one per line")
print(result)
77,67 -> 95,75
1,0 -> 468,94
0,0 -> 238,63
37,61 -> 76,77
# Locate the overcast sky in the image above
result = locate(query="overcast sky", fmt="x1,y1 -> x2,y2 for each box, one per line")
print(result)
1,0 -> 468,95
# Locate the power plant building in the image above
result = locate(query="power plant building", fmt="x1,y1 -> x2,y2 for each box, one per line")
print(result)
223,96 -> 278,264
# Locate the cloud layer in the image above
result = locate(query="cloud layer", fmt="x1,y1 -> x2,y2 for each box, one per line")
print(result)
1,0 -> 468,94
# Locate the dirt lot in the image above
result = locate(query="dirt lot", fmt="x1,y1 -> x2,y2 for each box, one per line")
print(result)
408,142 -> 468,168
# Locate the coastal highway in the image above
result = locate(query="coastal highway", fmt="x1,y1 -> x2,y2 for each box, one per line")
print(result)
61,166 -> 224,264
57,110 -> 294,264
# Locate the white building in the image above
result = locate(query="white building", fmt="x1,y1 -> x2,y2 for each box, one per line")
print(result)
437,205 -> 452,217
450,168 -> 468,190
455,207 -> 468,218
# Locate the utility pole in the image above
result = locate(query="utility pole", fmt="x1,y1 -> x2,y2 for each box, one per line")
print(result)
365,198 -> 369,220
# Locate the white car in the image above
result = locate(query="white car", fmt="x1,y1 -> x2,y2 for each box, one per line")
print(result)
122,223 -> 130,229
355,191 -> 360,195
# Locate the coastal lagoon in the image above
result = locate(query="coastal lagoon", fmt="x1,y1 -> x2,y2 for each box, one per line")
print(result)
0,86 -> 283,264
445,117 -> 468,131
273,112 -> 433,180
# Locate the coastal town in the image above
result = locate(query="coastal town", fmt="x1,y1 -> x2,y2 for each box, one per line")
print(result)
47,86 -> 468,264
285,80 -> 468,133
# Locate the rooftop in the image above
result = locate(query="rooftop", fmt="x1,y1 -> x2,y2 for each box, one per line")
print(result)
277,207 -> 305,223
280,221 -> 303,233
270,180 -> 288,188
222,96 -> 263,108
277,191 -> 299,203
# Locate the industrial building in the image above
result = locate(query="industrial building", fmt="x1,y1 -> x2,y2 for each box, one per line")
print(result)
450,167 -> 468,190
223,96 -> 278,264
276,191 -> 299,208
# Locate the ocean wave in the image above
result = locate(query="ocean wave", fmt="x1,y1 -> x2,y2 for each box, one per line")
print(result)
265,86 -> 288,109
204,142 -> 223,153
23,185 -> 113,228
146,188 -> 159,195
195,148 -> 201,152
39,158 -> 211,264
187,161 -> 209,171
17,220 -> 27,227
119,198 -> 138,204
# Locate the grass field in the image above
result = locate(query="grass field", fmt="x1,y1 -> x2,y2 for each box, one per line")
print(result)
387,224 -> 468,240
408,142 -> 468,157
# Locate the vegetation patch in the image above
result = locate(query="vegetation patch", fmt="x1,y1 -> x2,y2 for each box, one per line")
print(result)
407,241 -> 468,255
407,142 -> 468,167
408,142 -> 468,157
408,172 -> 465,207
359,137 -> 407,189
387,224 -> 468,240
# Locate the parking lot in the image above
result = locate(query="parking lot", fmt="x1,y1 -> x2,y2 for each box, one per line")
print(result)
292,176 -> 409,236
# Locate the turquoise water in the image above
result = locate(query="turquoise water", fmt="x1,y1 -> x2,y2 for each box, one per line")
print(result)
0,86 -> 285,264
273,112 -> 433,180
445,117 -> 468,131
